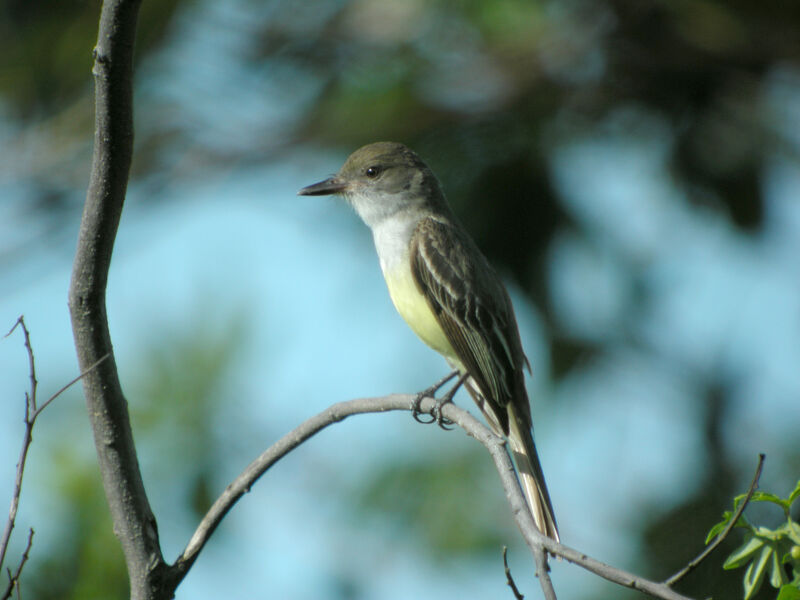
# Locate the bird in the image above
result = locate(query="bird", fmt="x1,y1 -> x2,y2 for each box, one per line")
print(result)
299,141 -> 559,541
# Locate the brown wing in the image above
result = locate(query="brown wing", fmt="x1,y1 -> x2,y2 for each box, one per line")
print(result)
409,217 -> 530,434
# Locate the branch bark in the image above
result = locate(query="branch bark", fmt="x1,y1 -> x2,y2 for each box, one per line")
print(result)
68,1 -> 169,598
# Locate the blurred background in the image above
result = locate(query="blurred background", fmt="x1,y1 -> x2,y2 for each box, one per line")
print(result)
1,0 -> 799,598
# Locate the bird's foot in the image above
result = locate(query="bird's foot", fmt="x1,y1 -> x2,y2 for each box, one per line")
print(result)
412,370 -> 457,425
412,371 -> 468,430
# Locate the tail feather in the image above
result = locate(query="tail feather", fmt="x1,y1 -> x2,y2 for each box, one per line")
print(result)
462,374 -> 559,541
507,403 -> 559,542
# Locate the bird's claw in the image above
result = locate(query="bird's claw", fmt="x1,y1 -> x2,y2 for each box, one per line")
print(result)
411,392 -> 437,424
430,397 -> 455,430
411,370 -> 466,431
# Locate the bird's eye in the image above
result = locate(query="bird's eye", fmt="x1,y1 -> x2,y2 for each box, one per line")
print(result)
365,166 -> 381,179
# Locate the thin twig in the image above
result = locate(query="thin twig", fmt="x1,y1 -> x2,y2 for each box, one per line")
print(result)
0,529 -> 33,600
503,546 -> 524,600
1,317 -> 107,579
4,318 -> 36,416
533,546 -> 557,600
664,453 -> 766,587
0,318 -> 37,573
35,353 -> 109,418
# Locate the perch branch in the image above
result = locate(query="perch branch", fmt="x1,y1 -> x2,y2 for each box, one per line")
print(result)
173,394 -> 695,600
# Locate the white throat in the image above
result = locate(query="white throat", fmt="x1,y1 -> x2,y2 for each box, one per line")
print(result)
345,188 -> 426,275
369,213 -> 422,275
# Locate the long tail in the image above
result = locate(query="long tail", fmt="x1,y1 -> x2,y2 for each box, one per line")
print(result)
507,402 -> 559,542
462,375 -> 559,541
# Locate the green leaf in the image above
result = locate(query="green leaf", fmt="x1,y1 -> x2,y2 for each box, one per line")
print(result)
789,481 -> 800,506
743,546 -> 771,600
772,544 -> 790,587
732,493 -> 749,511
725,535 -> 766,570
754,525 -> 783,540
706,508 -> 752,544
777,584 -> 800,600
787,523 -> 800,546
752,491 -> 790,510
706,519 -> 729,544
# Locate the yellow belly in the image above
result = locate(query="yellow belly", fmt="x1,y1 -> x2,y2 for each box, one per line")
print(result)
384,262 -> 456,360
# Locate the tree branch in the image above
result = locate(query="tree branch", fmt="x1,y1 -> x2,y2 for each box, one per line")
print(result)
68,1 -> 168,598
451,402 -> 695,600
0,318 -> 36,574
2,317 -> 108,595
170,394 -> 424,584
664,453 -> 765,587
502,547 -> 525,600
533,545 -> 557,600
1,529 -> 33,600
171,394 -> 695,600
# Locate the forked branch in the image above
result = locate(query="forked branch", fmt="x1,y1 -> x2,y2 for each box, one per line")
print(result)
2,317 -> 107,598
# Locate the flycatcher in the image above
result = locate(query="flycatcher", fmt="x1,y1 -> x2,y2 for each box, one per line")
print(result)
299,141 -> 559,541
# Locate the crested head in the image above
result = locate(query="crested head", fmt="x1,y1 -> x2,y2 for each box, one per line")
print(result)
298,142 -> 451,229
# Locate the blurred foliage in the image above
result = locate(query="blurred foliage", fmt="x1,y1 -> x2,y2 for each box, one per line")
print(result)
350,447 -> 514,558
16,310 -> 247,599
0,0 -> 186,119
0,0 -> 190,274
7,0 -> 800,259
634,382 -> 748,599
5,0 -> 799,287
26,460 -> 128,600
132,310 -> 247,519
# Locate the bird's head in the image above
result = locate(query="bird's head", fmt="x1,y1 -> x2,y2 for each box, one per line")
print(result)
298,141 -> 447,228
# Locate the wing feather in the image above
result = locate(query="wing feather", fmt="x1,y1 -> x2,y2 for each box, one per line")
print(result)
409,217 -> 529,433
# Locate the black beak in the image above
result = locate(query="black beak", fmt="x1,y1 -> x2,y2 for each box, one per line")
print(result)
297,176 -> 348,196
